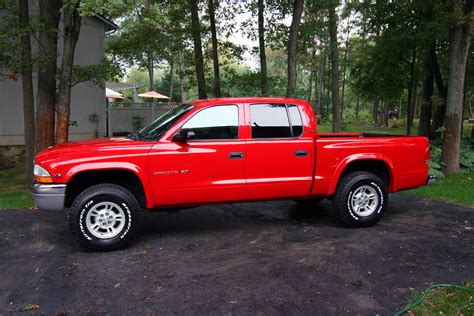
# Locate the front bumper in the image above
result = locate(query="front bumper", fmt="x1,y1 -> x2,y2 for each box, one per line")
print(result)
30,184 -> 66,212
426,175 -> 436,186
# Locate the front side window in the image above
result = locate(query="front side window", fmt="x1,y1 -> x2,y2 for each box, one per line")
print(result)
181,105 -> 239,140
137,103 -> 195,141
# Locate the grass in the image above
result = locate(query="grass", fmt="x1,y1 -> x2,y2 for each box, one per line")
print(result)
406,172 -> 474,207
401,283 -> 474,315
0,163 -> 33,209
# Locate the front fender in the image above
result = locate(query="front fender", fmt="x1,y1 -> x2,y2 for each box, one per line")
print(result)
65,162 -> 155,209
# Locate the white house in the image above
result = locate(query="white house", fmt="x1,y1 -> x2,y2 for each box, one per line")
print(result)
0,2 -> 116,146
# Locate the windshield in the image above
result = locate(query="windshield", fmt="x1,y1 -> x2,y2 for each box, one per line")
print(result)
132,104 -> 195,141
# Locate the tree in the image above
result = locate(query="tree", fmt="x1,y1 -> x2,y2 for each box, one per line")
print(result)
190,0 -> 207,99
257,0 -> 268,96
208,0 -> 221,97
441,0 -> 473,174
18,0 -> 35,183
35,0 -> 61,153
178,49 -> 187,102
106,2 -> 170,93
286,0 -> 304,98
56,0 -> 82,144
418,47 -> 434,136
328,1 -> 341,132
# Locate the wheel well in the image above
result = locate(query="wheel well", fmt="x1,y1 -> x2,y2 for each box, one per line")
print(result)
339,160 -> 391,189
64,169 -> 147,209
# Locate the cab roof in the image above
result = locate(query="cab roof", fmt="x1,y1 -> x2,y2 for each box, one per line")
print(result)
188,97 -> 308,107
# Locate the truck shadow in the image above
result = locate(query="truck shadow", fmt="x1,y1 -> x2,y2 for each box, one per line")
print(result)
139,200 -> 338,240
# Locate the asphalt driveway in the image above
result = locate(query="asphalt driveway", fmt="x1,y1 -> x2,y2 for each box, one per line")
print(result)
0,194 -> 473,314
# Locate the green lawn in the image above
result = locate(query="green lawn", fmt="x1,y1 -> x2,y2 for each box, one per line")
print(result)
399,283 -> 474,315
406,172 -> 474,207
0,164 -> 33,209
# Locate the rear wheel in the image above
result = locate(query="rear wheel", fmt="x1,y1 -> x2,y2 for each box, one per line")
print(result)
333,171 -> 388,227
68,184 -> 142,251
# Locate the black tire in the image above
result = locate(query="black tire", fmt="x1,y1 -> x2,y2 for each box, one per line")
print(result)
333,171 -> 388,228
293,197 -> 323,207
68,184 -> 142,251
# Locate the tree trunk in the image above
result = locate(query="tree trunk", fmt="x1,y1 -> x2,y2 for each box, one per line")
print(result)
208,0 -> 221,97
340,25 -> 350,118
56,2 -> 82,144
429,49 -> 447,138
147,54 -> 155,91
372,97 -> 379,125
35,0 -> 61,153
317,48 -> 325,116
406,46 -> 417,135
441,1 -> 473,175
382,100 -> 389,127
325,53 -> 330,117
286,0 -> 304,98
168,58 -> 174,102
190,0 -> 207,99
19,0 -> 35,183
356,95 -> 360,119
178,49 -> 187,103
257,0 -> 268,96
418,47 -> 434,136
329,3 -> 341,132
308,43 -> 316,104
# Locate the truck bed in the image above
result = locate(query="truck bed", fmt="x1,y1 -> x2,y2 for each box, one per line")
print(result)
318,132 -> 412,138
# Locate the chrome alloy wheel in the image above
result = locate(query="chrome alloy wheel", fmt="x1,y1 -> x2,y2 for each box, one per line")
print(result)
85,201 -> 126,239
350,185 -> 379,217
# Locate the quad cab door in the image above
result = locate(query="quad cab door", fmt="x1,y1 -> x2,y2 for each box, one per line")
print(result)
245,102 -> 315,200
148,104 -> 246,206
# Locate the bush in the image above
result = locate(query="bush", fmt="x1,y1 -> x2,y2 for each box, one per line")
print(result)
429,138 -> 474,177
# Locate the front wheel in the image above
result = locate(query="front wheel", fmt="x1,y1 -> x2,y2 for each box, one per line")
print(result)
333,171 -> 388,227
68,184 -> 142,251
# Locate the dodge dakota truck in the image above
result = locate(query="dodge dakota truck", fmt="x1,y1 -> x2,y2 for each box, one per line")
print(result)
31,97 -> 432,251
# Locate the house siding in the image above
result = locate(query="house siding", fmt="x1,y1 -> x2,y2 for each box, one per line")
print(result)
0,2 -> 109,146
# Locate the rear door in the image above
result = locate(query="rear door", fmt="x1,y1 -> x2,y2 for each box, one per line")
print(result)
148,104 -> 246,206
245,103 -> 314,200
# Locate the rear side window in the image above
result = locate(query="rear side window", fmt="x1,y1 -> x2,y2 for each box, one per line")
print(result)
250,103 -> 303,139
181,105 -> 238,140
288,104 -> 303,137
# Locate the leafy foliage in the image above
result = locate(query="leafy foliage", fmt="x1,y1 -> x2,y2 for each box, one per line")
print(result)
429,138 -> 474,177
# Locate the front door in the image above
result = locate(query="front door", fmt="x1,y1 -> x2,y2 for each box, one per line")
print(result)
245,103 -> 314,200
148,104 -> 246,206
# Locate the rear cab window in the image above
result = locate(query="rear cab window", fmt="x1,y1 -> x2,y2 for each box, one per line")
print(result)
250,103 -> 304,139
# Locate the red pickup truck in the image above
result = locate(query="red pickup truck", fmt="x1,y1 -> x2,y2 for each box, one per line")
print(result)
31,97 -> 432,251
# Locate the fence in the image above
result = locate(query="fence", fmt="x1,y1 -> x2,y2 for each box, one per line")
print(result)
107,102 -> 180,136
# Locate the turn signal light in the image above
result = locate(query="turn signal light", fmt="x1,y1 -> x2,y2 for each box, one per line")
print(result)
34,176 -> 54,184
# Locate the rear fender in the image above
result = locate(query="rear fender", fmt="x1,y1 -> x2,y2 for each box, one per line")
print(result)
328,153 -> 396,195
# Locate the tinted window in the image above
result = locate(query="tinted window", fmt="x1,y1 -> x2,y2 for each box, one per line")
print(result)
138,104 -> 194,140
288,104 -> 303,137
181,105 -> 238,140
250,104 -> 291,138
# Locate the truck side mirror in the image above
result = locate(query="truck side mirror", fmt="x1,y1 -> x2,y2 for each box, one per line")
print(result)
172,129 -> 195,142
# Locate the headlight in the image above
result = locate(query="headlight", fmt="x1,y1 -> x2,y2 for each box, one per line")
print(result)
33,164 -> 53,183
